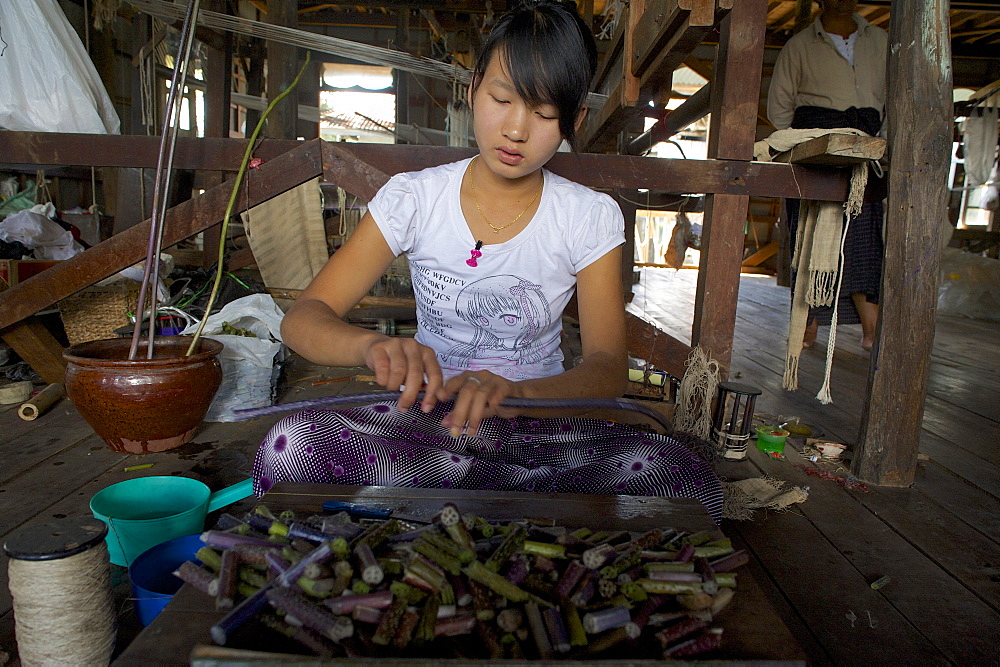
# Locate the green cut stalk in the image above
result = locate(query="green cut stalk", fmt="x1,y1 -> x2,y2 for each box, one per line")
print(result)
186,53 -> 311,356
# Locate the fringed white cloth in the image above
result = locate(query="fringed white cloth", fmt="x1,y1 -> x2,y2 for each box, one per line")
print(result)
755,128 -> 873,403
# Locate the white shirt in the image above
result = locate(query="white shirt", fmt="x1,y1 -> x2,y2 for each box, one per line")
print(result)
825,29 -> 858,66
368,158 -> 625,381
767,15 -> 888,130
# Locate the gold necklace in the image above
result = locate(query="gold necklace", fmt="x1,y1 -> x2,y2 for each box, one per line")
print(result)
468,156 -> 543,234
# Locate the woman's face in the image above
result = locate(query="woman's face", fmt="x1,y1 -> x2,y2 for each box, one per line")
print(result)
468,51 -> 580,183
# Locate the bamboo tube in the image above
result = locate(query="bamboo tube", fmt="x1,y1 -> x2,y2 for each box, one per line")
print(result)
18,383 -> 65,420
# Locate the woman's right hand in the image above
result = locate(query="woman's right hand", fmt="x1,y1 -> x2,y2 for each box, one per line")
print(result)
363,336 -> 444,413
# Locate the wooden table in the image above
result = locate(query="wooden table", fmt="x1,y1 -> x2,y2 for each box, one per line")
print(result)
115,483 -> 806,665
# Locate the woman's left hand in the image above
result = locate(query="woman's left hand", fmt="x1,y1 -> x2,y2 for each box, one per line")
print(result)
437,372 -> 521,438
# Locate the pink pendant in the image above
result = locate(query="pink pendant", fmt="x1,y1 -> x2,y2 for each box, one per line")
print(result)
466,240 -> 483,267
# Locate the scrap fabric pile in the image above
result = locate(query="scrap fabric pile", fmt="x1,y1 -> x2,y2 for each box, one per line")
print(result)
176,502 -> 748,660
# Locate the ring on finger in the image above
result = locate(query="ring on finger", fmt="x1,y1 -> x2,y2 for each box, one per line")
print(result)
465,375 -> 483,387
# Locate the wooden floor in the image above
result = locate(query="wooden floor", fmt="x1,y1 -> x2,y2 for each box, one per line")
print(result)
1,267 -> 997,664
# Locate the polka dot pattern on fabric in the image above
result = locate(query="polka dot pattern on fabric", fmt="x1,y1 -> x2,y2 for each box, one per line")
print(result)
252,400 -> 724,522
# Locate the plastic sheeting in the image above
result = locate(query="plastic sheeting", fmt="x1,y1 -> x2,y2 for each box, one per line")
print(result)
0,0 -> 120,134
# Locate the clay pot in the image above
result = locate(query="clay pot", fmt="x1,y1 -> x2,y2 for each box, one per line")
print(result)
63,336 -> 224,454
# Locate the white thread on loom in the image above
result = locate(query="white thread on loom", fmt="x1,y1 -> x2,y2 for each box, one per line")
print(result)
8,542 -> 117,665
672,346 -> 720,441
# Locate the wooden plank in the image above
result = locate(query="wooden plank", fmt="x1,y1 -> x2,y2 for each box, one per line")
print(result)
0,317 -> 67,384
913,459 -> 1000,544
0,403 -> 91,486
0,132 -> 857,202
922,393 -> 1000,465
691,0 -> 766,376
773,133 -> 887,166
0,140 -> 324,331
742,240 -> 780,267
266,483 -> 715,533
747,443 -> 1000,662
622,0 -> 646,105
626,82 -> 711,155
632,0 -> 715,77
854,0 -> 954,486
0,435 -> 126,617
320,141 -> 392,202
632,1 -> 690,78
0,131 -> 300,170
330,143 -> 856,202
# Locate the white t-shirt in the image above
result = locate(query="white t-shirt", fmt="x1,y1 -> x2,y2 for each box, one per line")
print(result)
825,29 -> 858,66
368,158 -> 625,382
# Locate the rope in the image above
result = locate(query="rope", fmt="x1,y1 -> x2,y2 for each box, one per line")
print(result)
672,346 -> 720,441
8,542 -> 117,666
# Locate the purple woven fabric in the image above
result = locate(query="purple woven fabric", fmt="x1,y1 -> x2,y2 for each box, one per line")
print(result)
252,400 -> 724,522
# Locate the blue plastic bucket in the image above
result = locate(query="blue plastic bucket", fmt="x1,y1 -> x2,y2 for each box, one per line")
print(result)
90,476 -> 253,566
129,533 -> 204,626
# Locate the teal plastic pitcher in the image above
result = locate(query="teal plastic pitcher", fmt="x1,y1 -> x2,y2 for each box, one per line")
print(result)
90,476 -> 252,566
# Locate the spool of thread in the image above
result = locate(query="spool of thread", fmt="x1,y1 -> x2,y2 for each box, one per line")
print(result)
4,516 -> 117,666
18,383 -> 65,421
0,380 -> 32,405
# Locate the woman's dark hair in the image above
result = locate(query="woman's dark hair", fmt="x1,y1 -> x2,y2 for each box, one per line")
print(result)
472,0 -> 598,150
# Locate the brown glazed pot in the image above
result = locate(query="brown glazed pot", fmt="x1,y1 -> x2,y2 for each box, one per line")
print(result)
63,336 -> 224,454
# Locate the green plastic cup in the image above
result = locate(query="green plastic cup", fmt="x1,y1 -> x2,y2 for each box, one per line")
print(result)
90,476 -> 252,566
756,426 -> 790,454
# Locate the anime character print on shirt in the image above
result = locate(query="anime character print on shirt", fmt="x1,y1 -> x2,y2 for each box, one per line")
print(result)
442,275 -> 553,369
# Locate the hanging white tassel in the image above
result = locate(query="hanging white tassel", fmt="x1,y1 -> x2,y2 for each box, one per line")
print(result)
672,346 -> 720,440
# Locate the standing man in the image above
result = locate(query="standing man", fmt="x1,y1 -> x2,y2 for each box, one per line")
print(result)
768,0 -> 888,351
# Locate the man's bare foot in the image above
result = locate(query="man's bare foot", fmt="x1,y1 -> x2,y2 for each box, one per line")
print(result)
803,319 -> 818,348
861,336 -> 874,351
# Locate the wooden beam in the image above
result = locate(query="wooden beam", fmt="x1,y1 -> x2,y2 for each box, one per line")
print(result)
632,0 -> 715,78
626,83 -> 711,155
265,0 -> 299,140
324,143 -> 856,202
582,0 -> 731,152
0,141 -> 324,331
773,134 -> 887,166
0,318 -> 67,385
0,132 -> 860,202
202,0 -> 234,269
614,191 -> 640,296
0,132 -> 300,170
691,0 -> 766,375
624,312 -> 692,380
854,0 -> 953,487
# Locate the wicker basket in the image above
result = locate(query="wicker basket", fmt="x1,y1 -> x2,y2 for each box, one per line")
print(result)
59,281 -> 142,346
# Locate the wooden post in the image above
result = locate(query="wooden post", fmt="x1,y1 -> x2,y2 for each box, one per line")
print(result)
201,0 -> 233,268
615,191 -> 639,300
298,60 -> 321,140
265,0 -> 299,140
853,0 -> 953,487
691,0 -> 766,374
395,9 -> 411,143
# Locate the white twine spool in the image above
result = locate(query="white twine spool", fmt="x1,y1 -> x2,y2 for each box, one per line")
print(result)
5,519 -> 117,666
